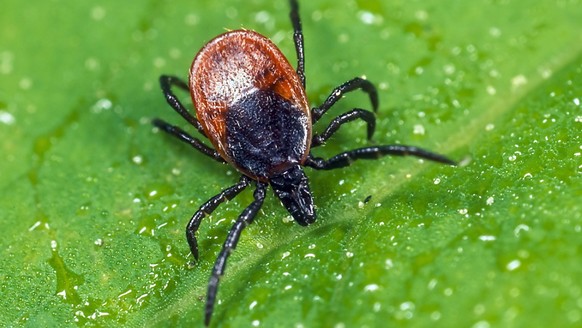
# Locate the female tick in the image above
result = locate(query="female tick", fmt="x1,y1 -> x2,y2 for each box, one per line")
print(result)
153,0 -> 455,325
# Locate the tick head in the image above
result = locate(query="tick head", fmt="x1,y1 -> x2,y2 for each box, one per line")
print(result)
270,165 -> 315,226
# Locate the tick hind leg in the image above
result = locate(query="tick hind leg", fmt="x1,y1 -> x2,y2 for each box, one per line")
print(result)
205,182 -> 268,326
185,176 -> 251,261
289,0 -> 305,87
311,108 -> 376,147
312,77 -> 379,122
159,75 -> 207,136
152,118 -> 225,163
306,145 -> 456,170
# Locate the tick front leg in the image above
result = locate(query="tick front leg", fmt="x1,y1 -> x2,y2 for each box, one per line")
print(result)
305,145 -> 456,170
205,182 -> 268,326
152,118 -> 225,163
312,77 -> 378,122
186,176 -> 251,261
311,108 -> 376,147
159,75 -> 207,137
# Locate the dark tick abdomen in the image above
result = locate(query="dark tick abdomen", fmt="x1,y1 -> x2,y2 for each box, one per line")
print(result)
225,88 -> 308,178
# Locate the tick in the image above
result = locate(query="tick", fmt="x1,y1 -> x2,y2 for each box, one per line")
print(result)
153,0 -> 455,325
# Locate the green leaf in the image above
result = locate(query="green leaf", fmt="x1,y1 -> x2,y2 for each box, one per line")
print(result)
1,0 -> 581,327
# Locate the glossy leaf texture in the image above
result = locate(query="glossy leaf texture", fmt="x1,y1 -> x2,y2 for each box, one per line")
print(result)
0,0 -> 581,327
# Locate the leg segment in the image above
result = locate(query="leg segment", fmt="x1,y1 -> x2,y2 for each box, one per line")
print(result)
186,176 -> 251,261
159,75 -> 206,136
312,77 -> 379,122
204,182 -> 268,326
305,145 -> 456,170
289,0 -> 306,87
152,118 -> 225,163
311,108 -> 376,147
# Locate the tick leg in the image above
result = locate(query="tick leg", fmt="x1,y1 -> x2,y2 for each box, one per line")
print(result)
312,78 -> 378,122
305,145 -> 456,170
152,118 -> 225,163
159,75 -> 207,137
289,0 -> 306,87
205,182 -> 268,326
311,108 -> 376,147
186,176 -> 251,261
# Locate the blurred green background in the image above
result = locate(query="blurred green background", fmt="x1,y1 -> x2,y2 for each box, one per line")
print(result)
1,0 -> 581,326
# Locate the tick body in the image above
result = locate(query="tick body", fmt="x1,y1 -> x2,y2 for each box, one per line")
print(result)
153,0 -> 455,325
191,30 -> 312,182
